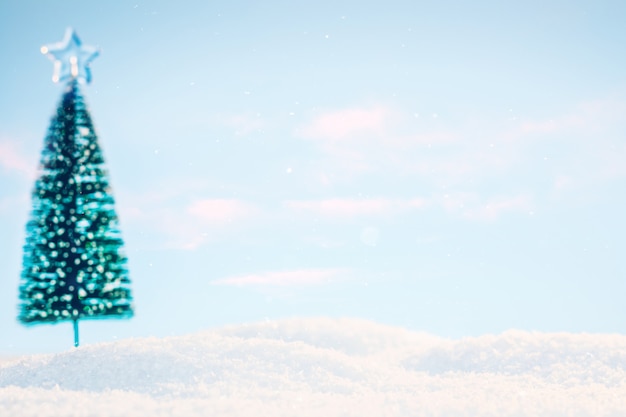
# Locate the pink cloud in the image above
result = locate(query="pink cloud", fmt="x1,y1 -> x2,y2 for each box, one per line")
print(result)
297,97 -> 626,195
188,199 -> 255,225
553,175 -> 575,191
438,192 -> 480,214
389,131 -> 460,148
119,182 -> 259,250
0,139 -> 34,178
462,194 -> 533,221
150,199 -> 256,250
295,105 -> 481,186
298,106 -> 391,140
412,192 -> 535,221
284,193 -> 534,223
504,97 -> 626,190
512,97 -> 626,139
212,268 -> 349,287
520,119 -> 564,134
286,198 -> 391,217
285,198 -> 428,218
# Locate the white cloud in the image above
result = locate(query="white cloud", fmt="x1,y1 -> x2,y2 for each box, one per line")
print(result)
1,318 -> 625,417
284,194 -> 531,222
439,193 -> 534,220
512,97 -> 626,139
187,198 -> 256,225
119,182 -> 258,250
285,198 -> 427,218
213,268 -> 349,287
0,139 -> 34,179
294,97 -> 626,208
297,106 -> 391,141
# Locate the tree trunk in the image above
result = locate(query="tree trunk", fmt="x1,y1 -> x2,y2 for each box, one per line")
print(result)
73,318 -> 80,348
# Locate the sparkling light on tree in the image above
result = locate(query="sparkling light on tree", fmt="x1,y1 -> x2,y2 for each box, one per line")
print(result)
18,28 -> 133,347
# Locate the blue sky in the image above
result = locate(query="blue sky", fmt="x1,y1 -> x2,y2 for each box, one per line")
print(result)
1,0 -> 625,353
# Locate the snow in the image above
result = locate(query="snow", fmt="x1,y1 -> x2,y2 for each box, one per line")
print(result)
1,318 -> 625,417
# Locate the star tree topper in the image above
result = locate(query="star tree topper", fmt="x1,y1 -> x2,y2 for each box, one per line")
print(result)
41,28 -> 100,84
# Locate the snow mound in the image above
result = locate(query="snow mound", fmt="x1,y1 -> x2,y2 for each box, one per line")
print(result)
1,318 -> 626,417
405,330 -> 626,382
215,317 -> 442,355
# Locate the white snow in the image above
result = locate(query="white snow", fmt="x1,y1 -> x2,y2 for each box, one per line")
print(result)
1,317 -> 625,417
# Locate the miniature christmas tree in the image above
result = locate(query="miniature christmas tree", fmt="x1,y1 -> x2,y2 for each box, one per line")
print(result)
18,28 -> 133,347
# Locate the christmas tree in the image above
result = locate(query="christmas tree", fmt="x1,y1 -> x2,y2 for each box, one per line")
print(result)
18,28 -> 133,347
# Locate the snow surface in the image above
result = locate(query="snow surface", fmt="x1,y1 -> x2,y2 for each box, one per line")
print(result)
1,318 -> 626,417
